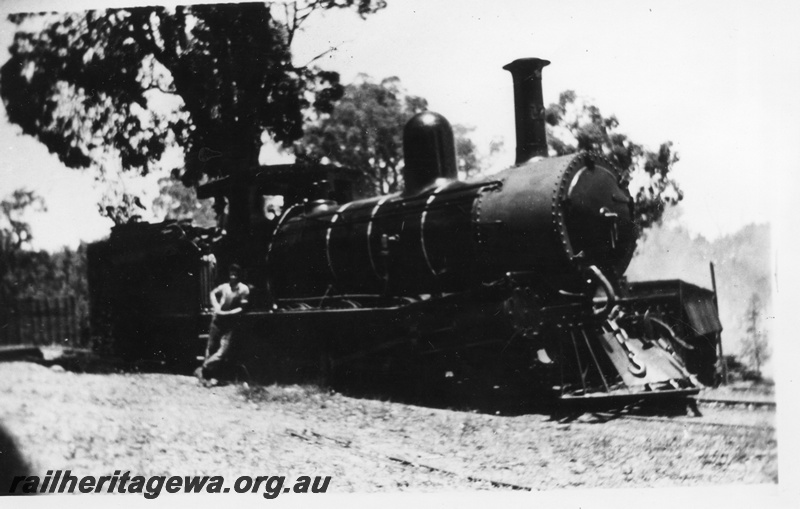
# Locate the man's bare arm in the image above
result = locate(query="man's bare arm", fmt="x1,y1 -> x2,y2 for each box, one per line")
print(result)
213,285 -> 249,316
215,306 -> 242,316
210,285 -> 225,313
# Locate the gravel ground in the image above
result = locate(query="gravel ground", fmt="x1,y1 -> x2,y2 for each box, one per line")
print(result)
0,361 -> 777,493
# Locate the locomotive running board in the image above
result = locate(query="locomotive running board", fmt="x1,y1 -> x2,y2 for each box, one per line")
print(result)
556,320 -> 702,404
558,388 -> 701,412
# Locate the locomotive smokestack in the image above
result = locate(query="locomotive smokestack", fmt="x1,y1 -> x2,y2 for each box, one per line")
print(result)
503,58 -> 550,164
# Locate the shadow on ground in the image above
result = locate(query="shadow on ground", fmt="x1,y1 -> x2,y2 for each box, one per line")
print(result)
4,345 -> 700,420
0,423 -> 32,496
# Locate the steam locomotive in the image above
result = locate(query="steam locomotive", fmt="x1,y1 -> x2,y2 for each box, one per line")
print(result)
88,58 -> 722,408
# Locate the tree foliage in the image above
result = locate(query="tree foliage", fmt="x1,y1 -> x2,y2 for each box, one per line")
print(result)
0,189 -> 41,306
99,193 -> 147,225
739,293 -> 770,379
152,170 -> 217,228
296,76 -> 422,195
0,189 -> 92,345
452,123 -> 480,180
0,189 -> 46,251
1,1 -> 386,223
721,354 -> 763,383
0,190 -> 87,304
546,91 -> 682,229
296,76 -> 479,195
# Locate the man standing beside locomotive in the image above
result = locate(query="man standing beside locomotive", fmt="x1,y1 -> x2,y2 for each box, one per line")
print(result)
196,263 -> 250,383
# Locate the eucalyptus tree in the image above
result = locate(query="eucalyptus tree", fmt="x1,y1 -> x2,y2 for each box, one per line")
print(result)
1,1 -> 386,240
546,91 -> 682,229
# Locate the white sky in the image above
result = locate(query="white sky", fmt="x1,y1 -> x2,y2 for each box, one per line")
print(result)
2,0 -> 800,499
0,0 -> 798,250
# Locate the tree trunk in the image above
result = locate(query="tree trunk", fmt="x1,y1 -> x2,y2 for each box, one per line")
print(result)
218,143 -> 261,271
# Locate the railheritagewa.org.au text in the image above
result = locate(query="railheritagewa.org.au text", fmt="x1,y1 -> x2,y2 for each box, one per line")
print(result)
8,470 -> 331,498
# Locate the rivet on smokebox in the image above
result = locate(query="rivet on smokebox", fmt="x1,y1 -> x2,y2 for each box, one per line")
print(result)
445,371 -> 454,378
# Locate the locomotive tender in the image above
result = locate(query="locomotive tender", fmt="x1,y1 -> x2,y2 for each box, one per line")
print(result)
88,57 -> 722,407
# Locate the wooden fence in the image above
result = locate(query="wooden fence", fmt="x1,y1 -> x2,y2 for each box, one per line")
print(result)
0,296 -> 88,347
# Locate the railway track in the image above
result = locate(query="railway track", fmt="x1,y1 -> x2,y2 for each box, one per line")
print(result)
286,403 -> 773,491
287,427 -> 535,491
594,395 -> 776,432
287,392 -> 775,490
615,413 -> 773,432
693,396 -> 775,409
